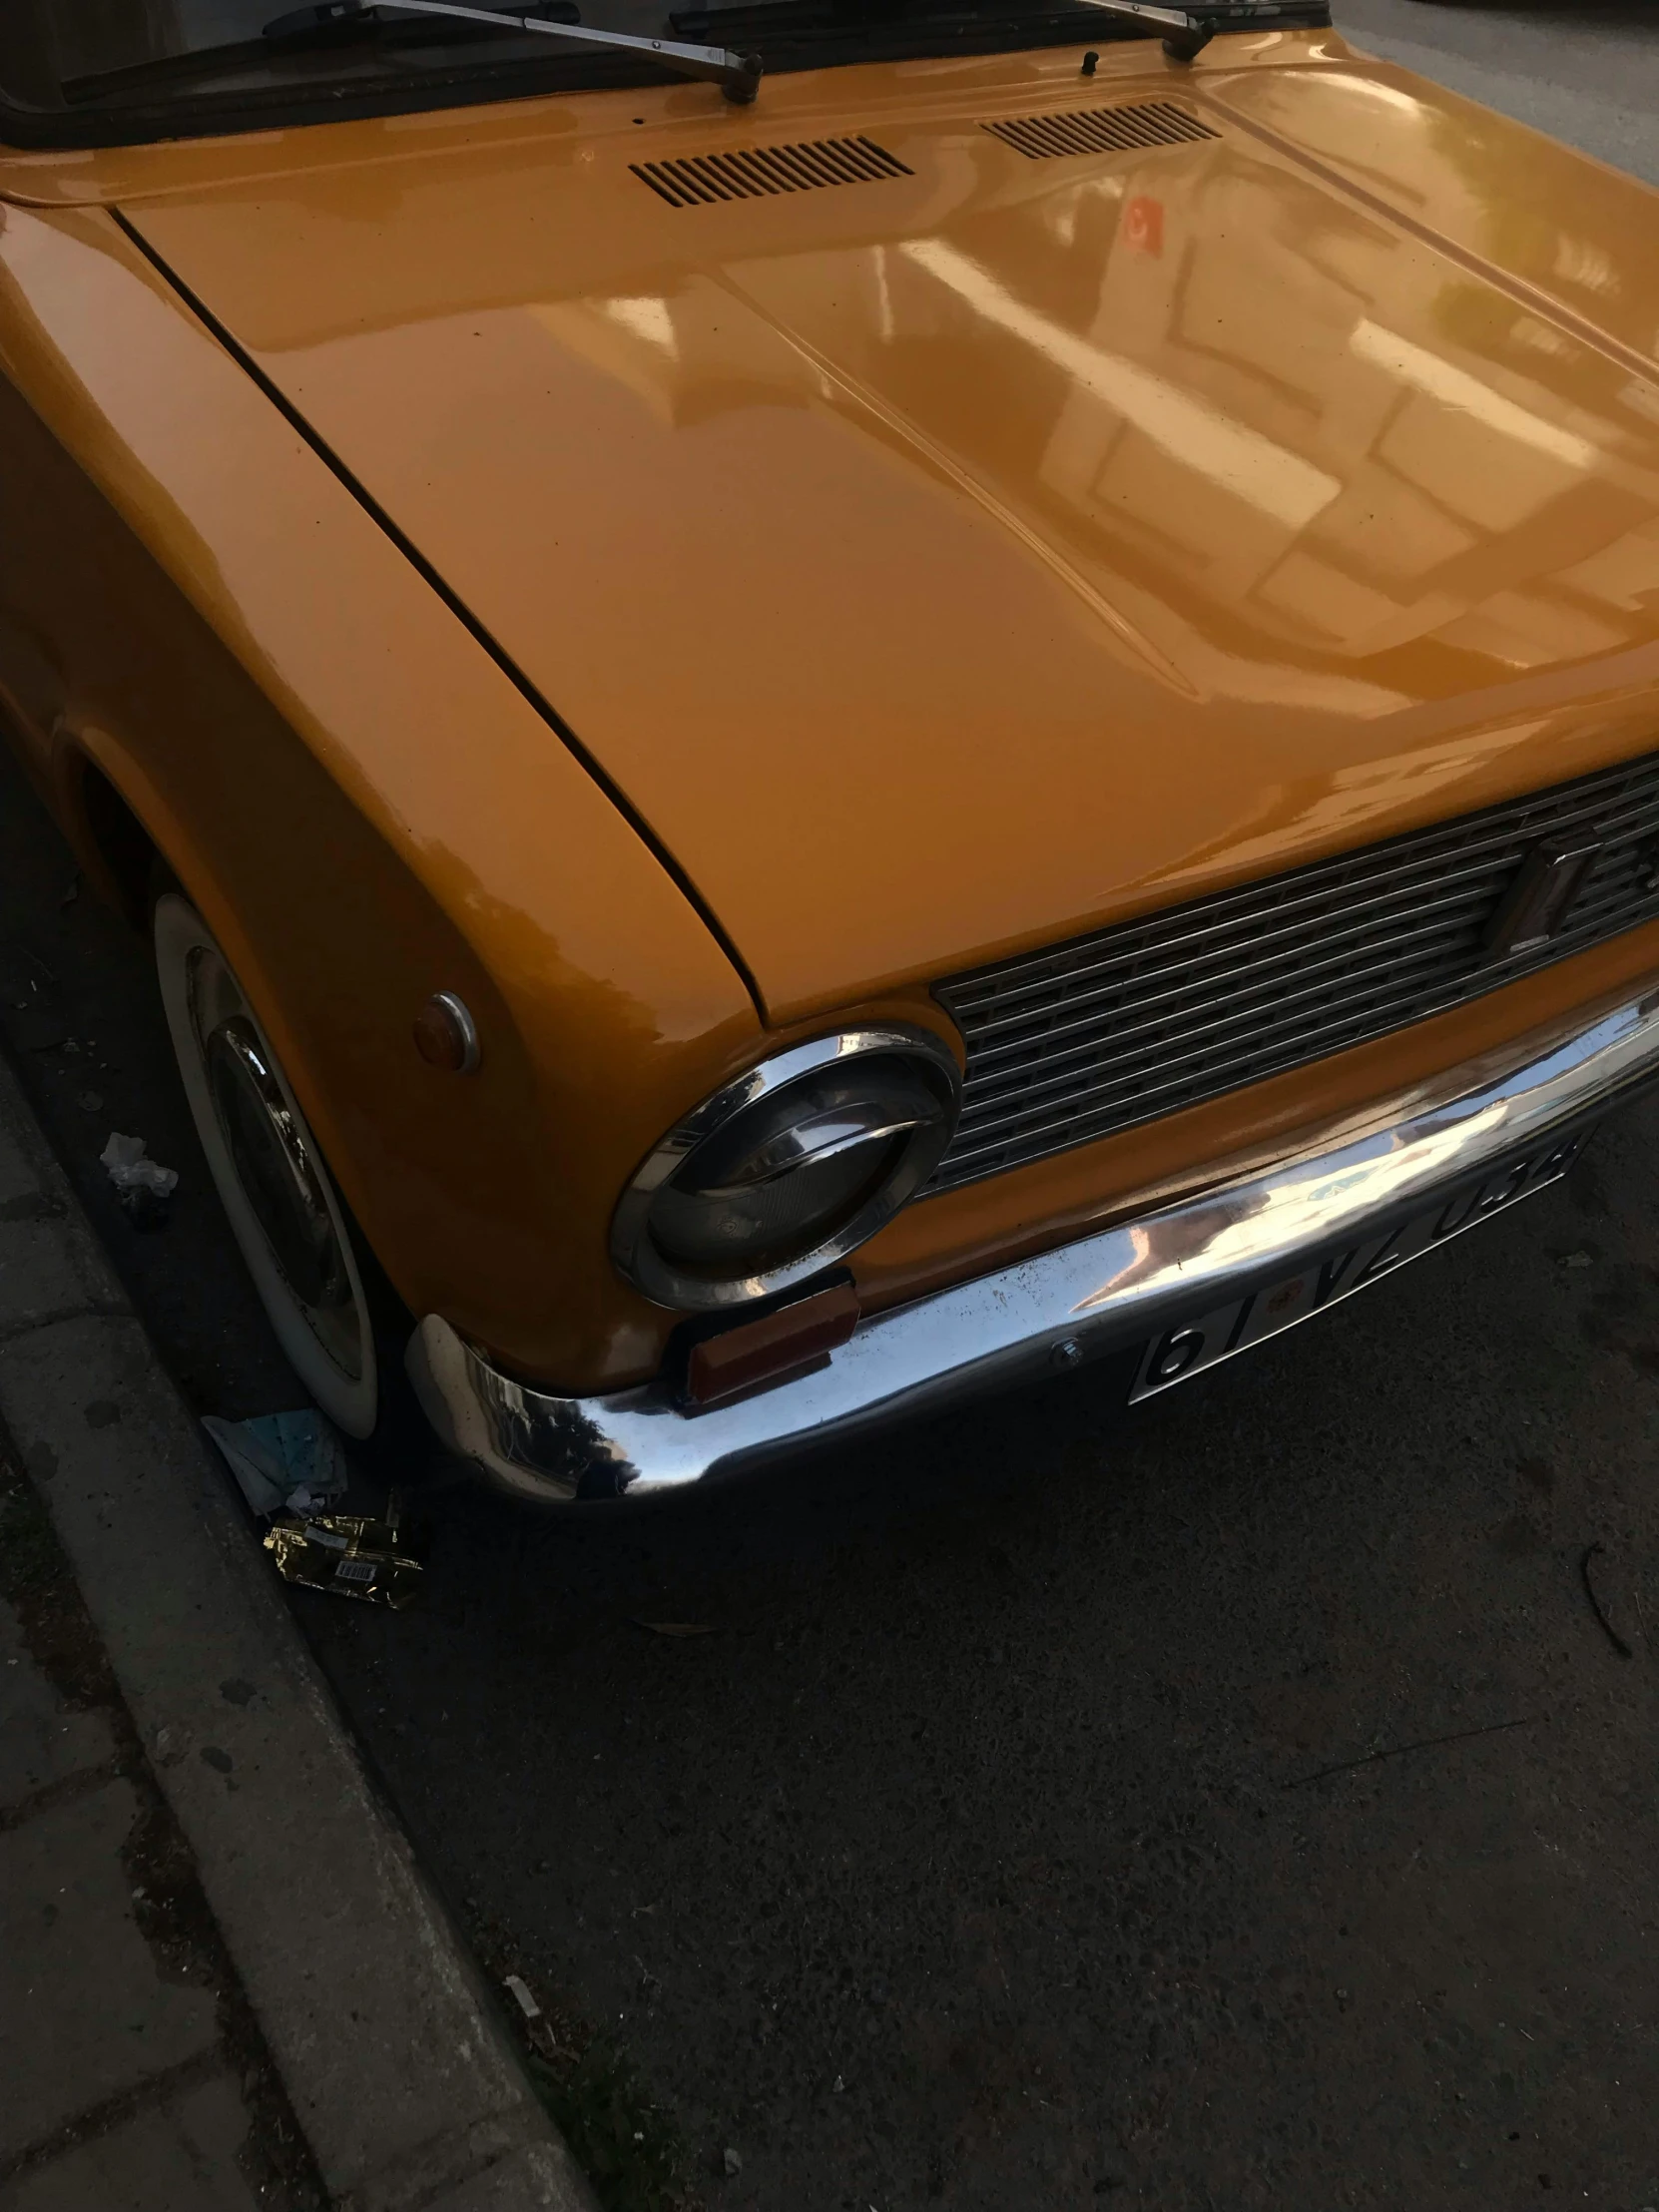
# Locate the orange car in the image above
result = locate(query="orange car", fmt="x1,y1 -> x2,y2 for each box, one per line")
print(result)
2,1 -> 1657,1500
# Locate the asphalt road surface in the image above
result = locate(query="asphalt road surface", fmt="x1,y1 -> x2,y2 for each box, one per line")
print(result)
4,10 -> 1659,2207
1334,0 -> 1658,187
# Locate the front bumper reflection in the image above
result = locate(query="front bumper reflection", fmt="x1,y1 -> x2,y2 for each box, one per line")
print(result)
406,974 -> 1659,1504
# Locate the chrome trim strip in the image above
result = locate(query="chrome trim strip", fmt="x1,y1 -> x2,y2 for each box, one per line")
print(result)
407,976 -> 1659,1505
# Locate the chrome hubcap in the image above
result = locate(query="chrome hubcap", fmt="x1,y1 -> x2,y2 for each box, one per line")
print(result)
200,1007 -> 363,1381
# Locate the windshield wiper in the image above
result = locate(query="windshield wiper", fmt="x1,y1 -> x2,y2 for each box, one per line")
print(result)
273,0 -> 762,99
671,0 -> 1321,63
1074,0 -> 1326,63
63,0 -> 760,108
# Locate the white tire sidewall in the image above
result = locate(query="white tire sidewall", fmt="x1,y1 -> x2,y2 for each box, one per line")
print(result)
153,893 -> 379,1438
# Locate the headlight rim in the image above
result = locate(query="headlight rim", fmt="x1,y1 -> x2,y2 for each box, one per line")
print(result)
611,1025 -> 961,1313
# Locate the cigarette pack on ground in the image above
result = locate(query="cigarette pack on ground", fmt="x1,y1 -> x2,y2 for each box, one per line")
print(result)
264,1498 -> 425,1608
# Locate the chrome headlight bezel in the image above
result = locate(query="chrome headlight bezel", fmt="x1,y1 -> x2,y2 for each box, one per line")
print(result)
611,1026 -> 962,1313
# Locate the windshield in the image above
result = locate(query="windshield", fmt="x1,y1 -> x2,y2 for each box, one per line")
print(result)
0,0 -> 1323,147
2,0 -> 685,137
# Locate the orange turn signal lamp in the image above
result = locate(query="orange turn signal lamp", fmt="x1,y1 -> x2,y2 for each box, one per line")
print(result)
682,1280 -> 861,1407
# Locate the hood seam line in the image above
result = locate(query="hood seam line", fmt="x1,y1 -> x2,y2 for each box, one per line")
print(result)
105,200 -> 770,1027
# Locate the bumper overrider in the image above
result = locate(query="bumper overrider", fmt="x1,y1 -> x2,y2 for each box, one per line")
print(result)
407,976 -> 1659,1503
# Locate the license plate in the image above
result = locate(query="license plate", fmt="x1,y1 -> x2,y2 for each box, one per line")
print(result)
1128,1121 -> 1592,1403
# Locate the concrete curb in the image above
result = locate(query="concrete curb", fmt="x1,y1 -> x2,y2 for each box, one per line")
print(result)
0,1055 -> 596,2212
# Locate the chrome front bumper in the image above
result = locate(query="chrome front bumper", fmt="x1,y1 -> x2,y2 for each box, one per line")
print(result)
407,975 -> 1659,1504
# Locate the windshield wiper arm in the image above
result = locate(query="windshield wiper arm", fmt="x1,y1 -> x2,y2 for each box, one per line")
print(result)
64,0 -> 761,106
1074,0 -> 1325,62
267,0 -> 762,98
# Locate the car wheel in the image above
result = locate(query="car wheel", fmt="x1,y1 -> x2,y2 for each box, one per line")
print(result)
154,891 -> 386,1439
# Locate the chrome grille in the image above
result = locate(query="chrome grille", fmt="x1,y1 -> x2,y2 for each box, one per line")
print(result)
980,101 -> 1218,161
930,751 -> 1659,1192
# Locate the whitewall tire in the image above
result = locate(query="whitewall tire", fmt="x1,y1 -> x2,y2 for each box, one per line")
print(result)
154,893 -> 381,1438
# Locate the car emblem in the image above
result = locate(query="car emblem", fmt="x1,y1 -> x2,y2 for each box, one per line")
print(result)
1482,837 -> 1602,961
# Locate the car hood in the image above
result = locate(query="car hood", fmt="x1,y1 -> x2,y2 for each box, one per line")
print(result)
120,45 -> 1659,1021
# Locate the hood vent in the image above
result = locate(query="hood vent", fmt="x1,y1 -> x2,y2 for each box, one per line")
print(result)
981,101 -> 1218,161
632,136 -> 910,207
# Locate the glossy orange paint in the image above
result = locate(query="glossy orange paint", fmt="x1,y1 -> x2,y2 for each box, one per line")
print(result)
0,200 -> 763,1386
1,28 -> 1657,1391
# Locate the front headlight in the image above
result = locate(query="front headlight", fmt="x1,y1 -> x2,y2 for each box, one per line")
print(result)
611,1027 -> 961,1311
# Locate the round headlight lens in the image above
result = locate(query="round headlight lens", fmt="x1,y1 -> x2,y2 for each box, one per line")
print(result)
612,1029 -> 961,1311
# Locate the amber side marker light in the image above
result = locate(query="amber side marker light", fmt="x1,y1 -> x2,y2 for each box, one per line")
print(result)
682,1281 -> 861,1407
413,992 -> 481,1074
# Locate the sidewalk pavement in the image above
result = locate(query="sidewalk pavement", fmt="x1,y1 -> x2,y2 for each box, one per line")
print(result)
0,1051 -> 597,2211
2,1486 -> 309,2210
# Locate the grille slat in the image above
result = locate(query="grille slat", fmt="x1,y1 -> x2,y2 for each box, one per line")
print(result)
930,751 -> 1659,1191
631,135 -> 909,207
958,900 -> 1501,1114
962,857 -> 1522,1057
943,928 -> 1571,1174
981,100 -> 1219,162
948,836 -> 1513,1014
955,916 -> 1496,1133
949,784 -> 1640,1015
